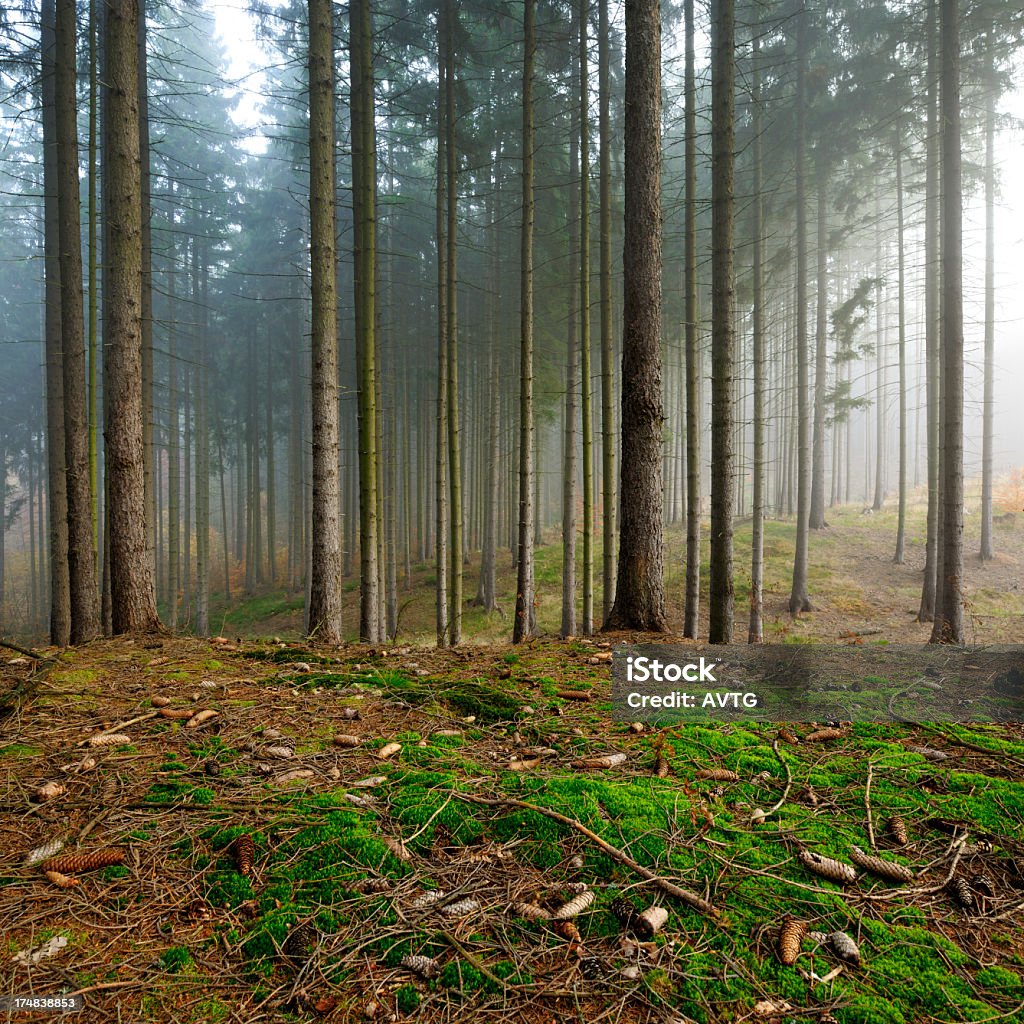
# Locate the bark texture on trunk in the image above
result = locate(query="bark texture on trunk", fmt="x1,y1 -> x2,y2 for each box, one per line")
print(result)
604,0 -> 667,633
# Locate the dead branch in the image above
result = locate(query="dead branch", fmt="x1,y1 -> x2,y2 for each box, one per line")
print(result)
454,791 -> 721,918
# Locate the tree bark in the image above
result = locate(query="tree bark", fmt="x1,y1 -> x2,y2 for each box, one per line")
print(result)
579,0 -> 593,636
604,0 -> 667,633
351,0 -> 380,642
598,0 -> 616,621
56,0 -> 102,642
708,0 -> 735,643
809,146 -> 829,530
748,29 -> 765,644
307,0 -> 344,643
979,27 -> 995,563
104,0 -> 161,634
789,4 -> 812,616
931,0 -> 964,644
894,125 -> 908,564
682,0 -> 700,639
41,0 -> 71,646
513,0 -> 537,643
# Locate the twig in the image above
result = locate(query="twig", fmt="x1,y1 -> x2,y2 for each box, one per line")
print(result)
0,638 -> 50,660
761,738 -> 793,820
454,791 -> 720,918
77,711 -> 160,746
864,761 -> 876,850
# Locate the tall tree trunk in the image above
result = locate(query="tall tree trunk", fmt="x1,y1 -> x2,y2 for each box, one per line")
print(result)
351,0 -> 380,642
167,232 -> 180,628
445,0 -> 463,645
789,4 -> 812,615
41,0 -> 71,646
562,115 -> 579,640
682,0 -> 700,639
604,0 -> 667,633
435,12 -> 450,646
579,0 -> 593,636
56,0 -> 102,642
979,27 -> 995,563
104,0 -> 161,634
513,0 -> 537,643
931,0 -> 963,644
809,146 -> 829,529
138,2 -> 156,583
894,124 -> 908,564
748,30 -> 765,644
918,0 -> 940,623
598,0 -> 616,620
194,237 -> 209,636
87,0 -> 100,557
708,0 -> 735,643
307,0 -> 344,643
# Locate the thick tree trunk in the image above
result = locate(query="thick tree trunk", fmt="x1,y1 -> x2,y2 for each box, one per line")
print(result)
604,0 -> 667,633
709,0 -> 735,643
918,0 -> 940,623
513,0 -> 536,643
306,0 -> 344,643
351,0 -> 380,642
931,0 -> 964,644
104,0 -> 161,634
41,0 -> 71,646
56,0 -> 102,642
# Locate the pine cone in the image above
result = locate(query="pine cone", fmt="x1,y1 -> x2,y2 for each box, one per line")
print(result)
887,815 -> 909,846
948,876 -> 975,910
230,835 -> 255,877
552,919 -> 582,945
972,872 -> 995,898
849,846 -> 914,883
828,930 -> 861,965
609,895 -> 638,928
654,754 -> 670,778
777,728 -> 800,745
695,768 -> 739,782
798,850 -> 858,885
804,727 -> 847,742
284,921 -> 318,963
633,905 -> 668,938
355,877 -> 392,894
777,916 -> 805,965
551,889 -> 594,920
44,870 -> 79,888
42,848 -> 125,874
24,837 -> 65,868
511,901 -> 550,922
578,956 -> 604,979
400,954 -> 439,979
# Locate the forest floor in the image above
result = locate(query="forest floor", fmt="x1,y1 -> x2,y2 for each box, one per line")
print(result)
206,487 -> 1024,647
2,622 -> 1023,1024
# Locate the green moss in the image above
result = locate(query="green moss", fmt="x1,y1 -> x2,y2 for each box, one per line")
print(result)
395,985 -> 422,1013
159,946 -> 193,973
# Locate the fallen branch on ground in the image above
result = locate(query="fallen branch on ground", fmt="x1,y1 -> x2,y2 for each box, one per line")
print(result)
454,791 -> 721,918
